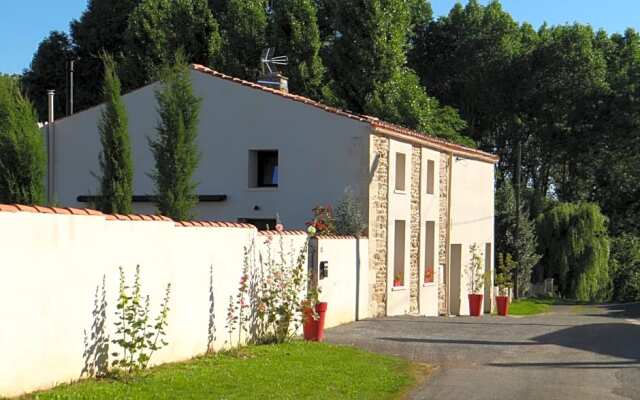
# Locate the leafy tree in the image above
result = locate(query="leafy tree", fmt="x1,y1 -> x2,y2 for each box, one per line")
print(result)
268,0 -> 333,101
70,0 -> 142,110
326,0 -> 469,143
494,177 -> 540,296
0,76 -> 46,205
213,0 -> 268,80
536,202 -> 610,302
149,56 -> 202,220
21,31 -> 74,121
410,0 -> 522,149
96,53 -> 134,214
125,0 -> 222,86
609,235 -> 640,302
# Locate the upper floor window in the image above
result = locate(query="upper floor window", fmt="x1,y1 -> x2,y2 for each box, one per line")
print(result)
249,150 -> 278,188
426,159 -> 435,195
395,152 -> 406,192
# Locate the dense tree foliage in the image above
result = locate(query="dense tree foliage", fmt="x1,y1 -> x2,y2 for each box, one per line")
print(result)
609,235 -> 640,302
149,56 -> 201,221
21,31 -> 74,121
0,76 -> 46,205
71,0 -> 142,110
268,0 -> 333,101
324,0 -> 469,143
213,0 -> 268,80
125,0 -> 221,85
96,54 -> 134,214
536,203 -> 610,302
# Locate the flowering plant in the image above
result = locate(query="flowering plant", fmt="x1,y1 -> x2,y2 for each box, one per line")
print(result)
305,205 -> 336,235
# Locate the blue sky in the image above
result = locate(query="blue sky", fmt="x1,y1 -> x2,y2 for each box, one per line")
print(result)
2,0 -> 640,74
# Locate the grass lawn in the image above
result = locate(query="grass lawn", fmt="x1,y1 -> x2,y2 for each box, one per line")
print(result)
509,298 -> 556,315
18,342 -> 422,400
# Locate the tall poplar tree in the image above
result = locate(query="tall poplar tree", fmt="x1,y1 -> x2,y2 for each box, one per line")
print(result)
212,0 -> 268,80
149,56 -> 201,220
125,0 -> 221,86
327,0 -> 468,143
71,0 -> 142,110
96,53 -> 134,214
268,0 -> 333,101
0,76 -> 46,205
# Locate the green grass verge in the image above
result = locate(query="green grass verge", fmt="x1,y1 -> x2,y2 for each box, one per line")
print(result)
18,342 -> 421,400
509,298 -> 555,315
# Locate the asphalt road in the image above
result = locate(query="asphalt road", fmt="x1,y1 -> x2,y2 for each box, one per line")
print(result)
326,303 -> 640,400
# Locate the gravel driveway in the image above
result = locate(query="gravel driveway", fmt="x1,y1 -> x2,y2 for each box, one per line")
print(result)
326,303 -> 640,400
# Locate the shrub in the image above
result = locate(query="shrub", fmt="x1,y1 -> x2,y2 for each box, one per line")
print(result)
111,266 -> 171,374
334,189 -> 367,236
306,205 -> 336,235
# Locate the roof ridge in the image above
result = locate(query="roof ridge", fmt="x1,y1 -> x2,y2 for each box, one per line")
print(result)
190,64 -> 498,163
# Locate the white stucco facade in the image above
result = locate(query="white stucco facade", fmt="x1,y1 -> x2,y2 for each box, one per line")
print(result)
49,69 -> 370,227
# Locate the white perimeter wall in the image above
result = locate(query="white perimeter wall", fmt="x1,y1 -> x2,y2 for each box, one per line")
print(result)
49,68 -> 370,228
0,209 -> 368,397
449,158 -> 495,316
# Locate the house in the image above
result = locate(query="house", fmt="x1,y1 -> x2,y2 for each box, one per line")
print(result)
43,64 -> 497,317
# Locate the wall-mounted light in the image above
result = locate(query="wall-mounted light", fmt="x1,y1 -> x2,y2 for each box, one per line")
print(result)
253,205 -> 260,211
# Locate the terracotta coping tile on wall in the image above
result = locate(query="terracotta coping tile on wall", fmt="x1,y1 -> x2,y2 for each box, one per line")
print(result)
14,204 -> 38,213
315,235 -> 365,240
33,206 -> 55,214
0,204 -> 19,212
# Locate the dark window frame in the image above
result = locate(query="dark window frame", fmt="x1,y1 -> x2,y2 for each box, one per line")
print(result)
256,150 -> 279,188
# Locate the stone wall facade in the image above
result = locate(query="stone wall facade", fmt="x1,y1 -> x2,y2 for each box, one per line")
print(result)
438,154 -> 450,315
369,135 -> 390,317
409,146 -> 421,313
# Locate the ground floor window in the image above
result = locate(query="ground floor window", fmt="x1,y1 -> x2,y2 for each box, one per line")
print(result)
393,220 -> 406,287
425,221 -> 435,283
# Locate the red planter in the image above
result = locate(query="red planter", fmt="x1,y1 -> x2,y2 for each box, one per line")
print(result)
468,294 -> 483,316
303,302 -> 328,342
393,279 -> 402,287
496,296 -> 509,316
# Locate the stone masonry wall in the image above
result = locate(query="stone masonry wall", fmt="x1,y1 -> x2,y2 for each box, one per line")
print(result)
409,146 -> 421,313
369,135 -> 390,317
438,154 -> 449,315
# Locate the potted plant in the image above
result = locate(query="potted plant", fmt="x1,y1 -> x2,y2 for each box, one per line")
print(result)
302,287 -> 327,341
393,273 -> 402,287
467,243 -> 486,316
495,253 -> 516,316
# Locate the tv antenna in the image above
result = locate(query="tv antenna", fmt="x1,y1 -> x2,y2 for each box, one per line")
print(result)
260,48 -> 288,74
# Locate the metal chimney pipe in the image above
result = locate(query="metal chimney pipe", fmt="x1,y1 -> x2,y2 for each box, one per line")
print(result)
68,60 -> 74,115
47,89 -> 55,123
47,89 -> 55,203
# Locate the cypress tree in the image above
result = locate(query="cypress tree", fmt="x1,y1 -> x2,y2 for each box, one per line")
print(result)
96,53 -> 134,214
268,0 -> 333,101
149,55 -> 201,220
0,76 -> 46,205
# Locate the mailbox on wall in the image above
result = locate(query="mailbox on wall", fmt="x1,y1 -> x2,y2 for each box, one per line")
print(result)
319,261 -> 329,279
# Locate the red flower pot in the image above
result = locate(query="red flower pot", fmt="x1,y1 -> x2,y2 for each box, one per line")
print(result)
496,296 -> 509,316
393,279 -> 402,287
303,302 -> 328,342
468,294 -> 483,316
316,302 -> 328,342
